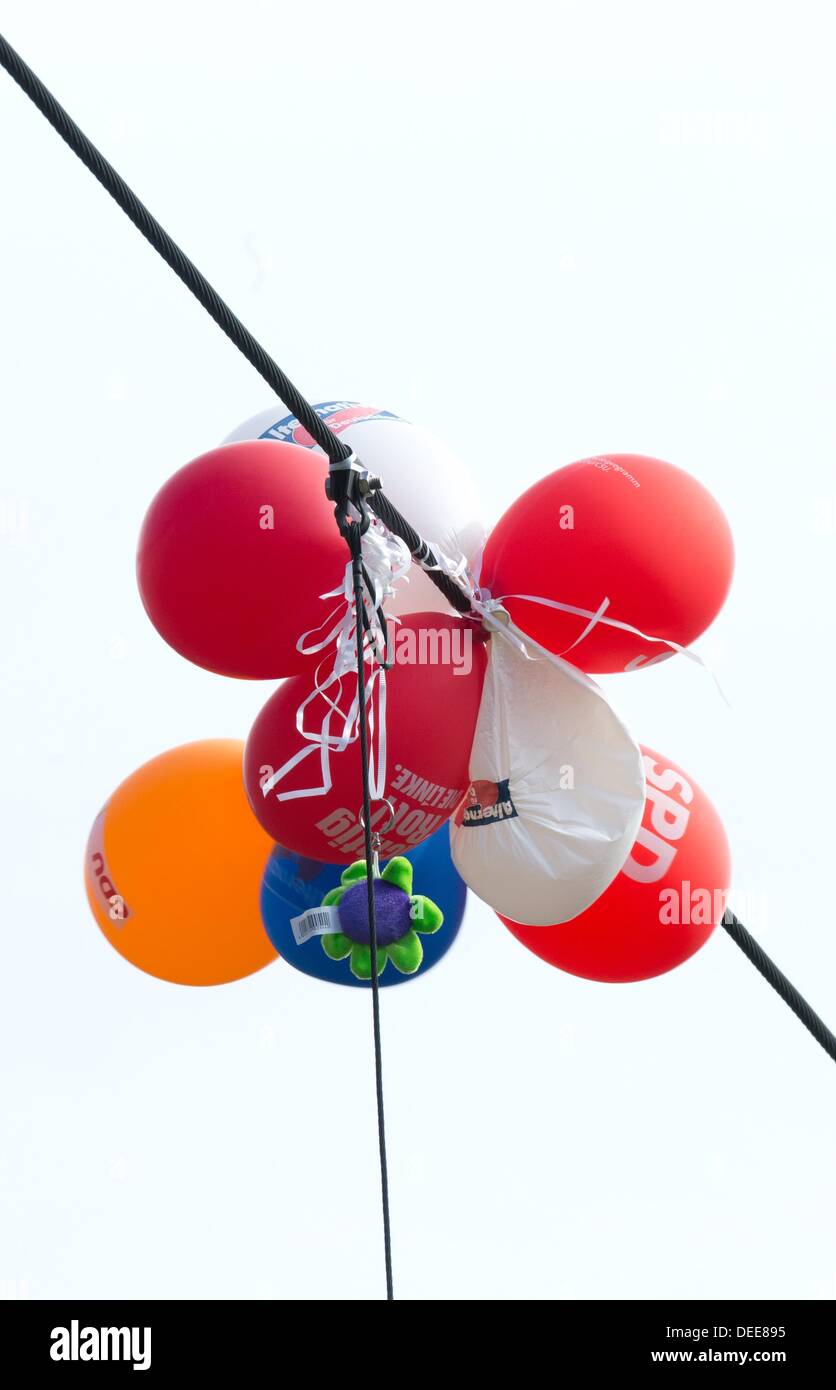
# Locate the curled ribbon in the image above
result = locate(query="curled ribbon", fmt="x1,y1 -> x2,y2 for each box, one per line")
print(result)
259,518 -> 413,805
421,549 -> 728,701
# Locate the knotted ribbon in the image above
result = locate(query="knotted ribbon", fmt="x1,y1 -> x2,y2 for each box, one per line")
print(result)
419,550 -> 727,700
259,518 -> 412,805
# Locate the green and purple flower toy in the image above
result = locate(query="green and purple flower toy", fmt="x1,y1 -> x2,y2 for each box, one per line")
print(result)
320,857 -> 443,980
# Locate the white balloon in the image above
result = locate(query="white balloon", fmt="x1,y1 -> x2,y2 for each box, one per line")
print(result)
450,636 -> 646,926
223,401 -> 485,616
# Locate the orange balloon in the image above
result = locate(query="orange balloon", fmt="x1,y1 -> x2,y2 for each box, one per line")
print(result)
84,740 -> 278,986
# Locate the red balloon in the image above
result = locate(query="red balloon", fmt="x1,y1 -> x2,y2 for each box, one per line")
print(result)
244,613 -> 487,863
137,440 -> 347,678
481,455 -> 734,673
500,747 -> 731,982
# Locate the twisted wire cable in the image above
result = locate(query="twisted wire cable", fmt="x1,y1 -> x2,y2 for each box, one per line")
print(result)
0,31 -> 472,616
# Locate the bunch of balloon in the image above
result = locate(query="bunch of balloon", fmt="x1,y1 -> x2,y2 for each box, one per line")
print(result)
499,747 -> 731,983
111,409 -> 490,991
480,454 -> 734,673
84,741 -> 278,986
260,824 -> 467,989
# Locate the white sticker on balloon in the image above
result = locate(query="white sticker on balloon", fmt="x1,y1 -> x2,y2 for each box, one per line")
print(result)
289,904 -> 342,946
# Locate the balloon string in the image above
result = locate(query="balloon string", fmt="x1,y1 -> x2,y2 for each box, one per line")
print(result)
493,591 -> 728,700
258,520 -> 408,805
348,531 -> 395,1300
425,542 -> 728,699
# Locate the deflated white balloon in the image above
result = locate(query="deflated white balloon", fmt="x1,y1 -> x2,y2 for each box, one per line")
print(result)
450,636 -> 646,926
223,401 -> 485,616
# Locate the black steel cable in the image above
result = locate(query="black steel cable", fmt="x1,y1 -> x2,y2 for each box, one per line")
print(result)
0,30 -> 472,615
722,911 -> 836,1064
368,490 -> 470,613
0,33 -> 348,466
349,536 -> 394,1300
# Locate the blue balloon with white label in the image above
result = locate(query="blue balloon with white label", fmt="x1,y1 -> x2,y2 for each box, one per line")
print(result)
260,823 -> 467,988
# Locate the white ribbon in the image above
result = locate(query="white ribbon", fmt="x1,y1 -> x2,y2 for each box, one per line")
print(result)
259,518 -> 412,804
421,549 -> 727,700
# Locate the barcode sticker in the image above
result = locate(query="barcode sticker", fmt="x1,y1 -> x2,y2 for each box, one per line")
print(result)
289,904 -> 342,946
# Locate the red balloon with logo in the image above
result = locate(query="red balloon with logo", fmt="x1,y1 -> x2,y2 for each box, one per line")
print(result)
480,455 -> 734,673
244,613 -> 487,863
137,440 -> 347,679
500,746 -> 731,982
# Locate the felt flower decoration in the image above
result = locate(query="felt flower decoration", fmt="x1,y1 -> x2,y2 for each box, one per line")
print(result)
320,857 -> 443,979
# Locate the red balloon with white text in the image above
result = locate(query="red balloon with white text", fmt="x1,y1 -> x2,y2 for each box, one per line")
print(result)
244,613 -> 487,863
500,746 -> 731,982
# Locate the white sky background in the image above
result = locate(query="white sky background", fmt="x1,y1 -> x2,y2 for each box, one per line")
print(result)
1,0 -> 835,1300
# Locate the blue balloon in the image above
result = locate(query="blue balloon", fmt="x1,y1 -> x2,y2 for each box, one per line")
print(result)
261,824 -> 467,988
